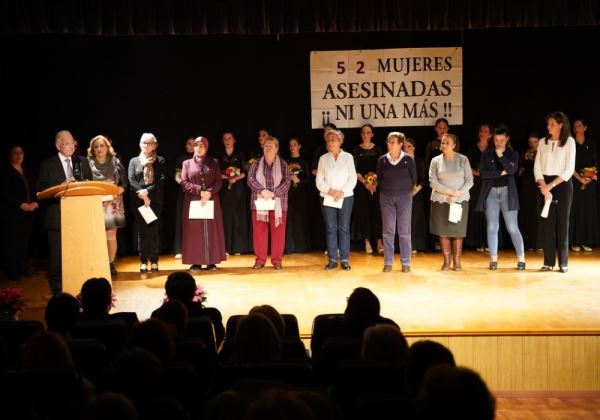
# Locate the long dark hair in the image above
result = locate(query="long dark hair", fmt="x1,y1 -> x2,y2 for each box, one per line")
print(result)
545,111 -> 571,147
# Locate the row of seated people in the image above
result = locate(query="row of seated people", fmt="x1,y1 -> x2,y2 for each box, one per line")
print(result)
0,273 -> 495,419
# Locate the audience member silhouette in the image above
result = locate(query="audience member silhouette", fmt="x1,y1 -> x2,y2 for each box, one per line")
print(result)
249,304 -> 285,338
404,340 -> 456,403
45,292 -> 80,338
232,313 -> 282,363
417,364 -> 495,420
360,324 -> 408,363
127,319 -> 174,365
150,271 -> 225,346
84,392 -> 138,420
342,287 -> 399,336
21,329 -> 74,369
79,277 -> 138,326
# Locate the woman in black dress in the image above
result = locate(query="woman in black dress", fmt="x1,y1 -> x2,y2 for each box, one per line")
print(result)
351,123 -> 384,254
569,119 -> 599,251
285,136 -> 311,253
517,133 -> 542,250
466,123 -> 493,251
1,145 -> 38,279
403,138 -> 427,252
215,131 -> 251,255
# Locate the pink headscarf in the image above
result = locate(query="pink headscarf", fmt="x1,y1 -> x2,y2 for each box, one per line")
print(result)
194,136 -> 209,154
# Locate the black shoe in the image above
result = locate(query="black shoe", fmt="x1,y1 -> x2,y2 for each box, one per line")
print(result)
559,266 -> 568,273
190,265 -> 202,271
324,261 -> 337,270
517,261 -> 526,271
150,263 -> 159,272
489,261 -> 498,271
207,264 -> 217,271
340,261 -> 351,270
110,263 -> 117,276
539,265 -> 553,271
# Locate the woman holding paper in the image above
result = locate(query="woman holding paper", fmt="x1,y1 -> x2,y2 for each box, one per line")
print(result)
377,132 -> 417,273
429,133 -> 473,271
87,135 -> 127,276
534,111 -> 576,273
180,136 -> 227,271
247,136 -> 291,270
316,129 -> 358,270
475,124 -> 525,270
128,133 -> 166,273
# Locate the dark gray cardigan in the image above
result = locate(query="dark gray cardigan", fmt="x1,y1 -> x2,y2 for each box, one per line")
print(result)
475,148 -> 520,212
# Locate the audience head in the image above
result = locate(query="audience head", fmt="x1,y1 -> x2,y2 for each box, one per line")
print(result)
85,392 -> 138,420
404,340 -> 456,399
164,271 -> 198,305
417,364 -> 495,420
80,277 -> 113,317
249,305 -> 285,338
127,319 -> 174,365
361,324 -> 408,363
155,300 -> 188,340
234,313 -> 282,363
45,292 -> 80,335
113,347 -> 163,402
21,330 -> 74,369
245,388 -> 315,420
344,287 -> 380,323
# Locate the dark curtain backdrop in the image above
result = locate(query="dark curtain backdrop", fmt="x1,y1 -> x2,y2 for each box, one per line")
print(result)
2,25 -> 598,255
2,0 -> 599,35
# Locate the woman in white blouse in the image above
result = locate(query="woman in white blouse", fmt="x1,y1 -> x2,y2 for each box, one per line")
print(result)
534,111 -> 576,273
316,129 -> 358,270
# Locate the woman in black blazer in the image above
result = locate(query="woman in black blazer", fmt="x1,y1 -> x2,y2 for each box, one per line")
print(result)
128,133 -> 166,273
475,125 -> 525,270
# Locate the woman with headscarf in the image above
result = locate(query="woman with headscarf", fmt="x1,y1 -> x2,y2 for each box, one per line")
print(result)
87,135 -> 127,276
128,133 -> 166,273
180,136 -> 227,270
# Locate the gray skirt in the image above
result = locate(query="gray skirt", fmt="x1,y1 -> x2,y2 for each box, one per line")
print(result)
429,201 -> 469,238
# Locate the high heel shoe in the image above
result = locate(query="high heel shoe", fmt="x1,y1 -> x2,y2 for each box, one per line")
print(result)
365,241 -> 373,254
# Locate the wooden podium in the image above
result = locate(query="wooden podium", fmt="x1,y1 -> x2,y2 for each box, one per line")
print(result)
37,181 -> 120,295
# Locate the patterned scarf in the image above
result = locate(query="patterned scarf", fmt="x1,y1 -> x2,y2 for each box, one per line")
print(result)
139,152 -> 156,185
255,155 -> 283,227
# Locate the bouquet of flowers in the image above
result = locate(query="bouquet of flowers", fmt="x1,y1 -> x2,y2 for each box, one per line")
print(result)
524,150 -> 536,161
288,163 -> 303,187
579,166 -> 598,190
0,288 -> 27,321
364,171 -> 378,195
224,166 -> 241,189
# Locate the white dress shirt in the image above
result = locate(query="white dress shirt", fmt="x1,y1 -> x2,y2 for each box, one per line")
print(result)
533,137 -> 576,182
316,150 -> 357,198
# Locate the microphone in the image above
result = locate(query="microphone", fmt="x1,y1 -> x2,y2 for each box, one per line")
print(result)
71,155 -> 83,181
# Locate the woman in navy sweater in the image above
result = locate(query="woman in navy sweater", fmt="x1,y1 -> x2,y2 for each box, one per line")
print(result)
377,132 -> 417,272
475,124 -> 525,270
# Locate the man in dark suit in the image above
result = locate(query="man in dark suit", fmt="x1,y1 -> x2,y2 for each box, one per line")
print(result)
37,130 -> 92,295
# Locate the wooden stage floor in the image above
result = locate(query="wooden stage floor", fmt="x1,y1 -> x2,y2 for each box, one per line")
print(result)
11,249 -> 600,336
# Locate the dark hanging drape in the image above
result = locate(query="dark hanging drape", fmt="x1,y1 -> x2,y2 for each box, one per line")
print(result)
2,0 -> 599,36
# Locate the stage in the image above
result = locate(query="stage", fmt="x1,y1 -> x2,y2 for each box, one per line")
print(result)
8,249 -> 600,391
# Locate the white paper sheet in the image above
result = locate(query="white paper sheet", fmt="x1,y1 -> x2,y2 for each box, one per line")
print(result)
255,198 -> 276,211
138,205 -> 158,224
323,195 -> 344,209
448,202 -> 463,223
540,198 -> 552,218
189,200 -> 214,219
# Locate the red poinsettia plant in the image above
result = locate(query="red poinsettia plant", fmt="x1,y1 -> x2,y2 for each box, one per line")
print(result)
163,285 -> 207,304
0,288 -> 27,320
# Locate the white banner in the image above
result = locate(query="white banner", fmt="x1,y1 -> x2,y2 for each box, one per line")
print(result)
310,47 -> 462,128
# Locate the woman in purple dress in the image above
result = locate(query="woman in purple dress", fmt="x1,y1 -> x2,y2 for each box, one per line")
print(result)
180,137 -> 227,270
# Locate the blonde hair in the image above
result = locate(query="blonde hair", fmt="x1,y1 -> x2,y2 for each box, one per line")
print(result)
87,135 -> 115,158
264,136 -> 279,149
387,131 -> 406,143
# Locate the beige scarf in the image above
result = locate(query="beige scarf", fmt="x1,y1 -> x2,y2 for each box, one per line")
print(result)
139,152 -> 156,185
